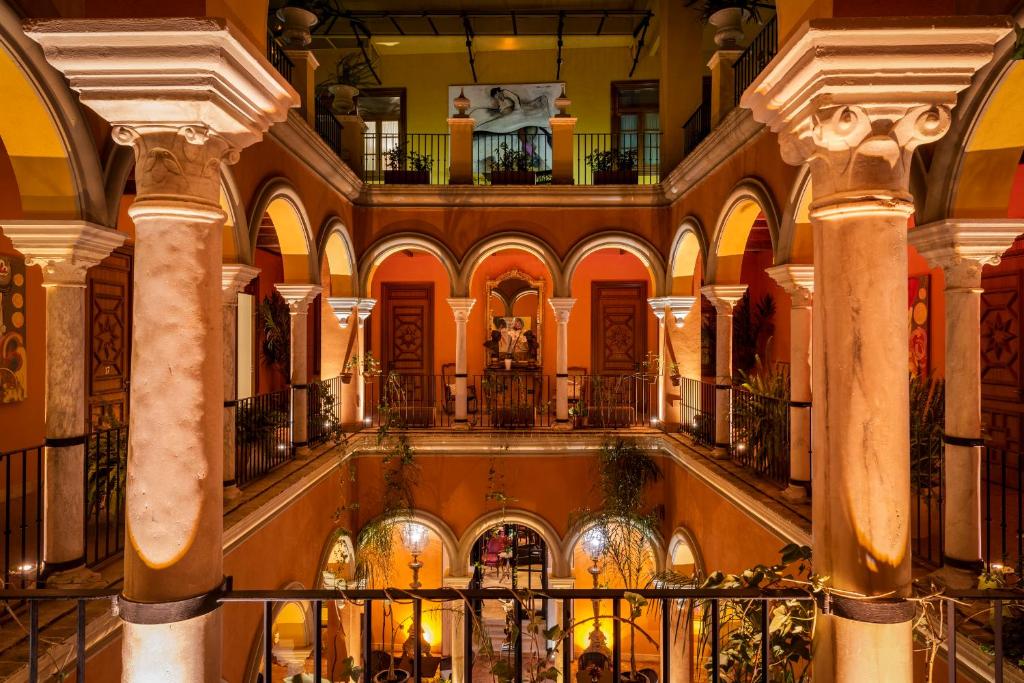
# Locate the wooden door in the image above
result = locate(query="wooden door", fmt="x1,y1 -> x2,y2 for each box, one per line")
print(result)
86,247 -> 133,429
381,283 -> 434,403
591,281 -> 648,375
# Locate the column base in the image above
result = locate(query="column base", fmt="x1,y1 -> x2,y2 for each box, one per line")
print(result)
930,557 -> 985,590
223,482 -> 243,500
452,419 -> 471,431
45,563 -> 104,589
551,419 -> 573,431
295,445 -> 313,459
711,443 -> 730,459
782,481 -> 809,501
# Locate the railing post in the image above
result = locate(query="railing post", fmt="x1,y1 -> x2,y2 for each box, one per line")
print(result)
355,299 -> 377,425
665,296 -> 698,427
275,284 -> 323,455
329,297 -> 362,430
338,114 -> 368,178
283,49 -> 320,127
447,298 -> 476,428
701,285 -> 747,458
708,49 -> 743,126
648,298 -> 669,425
549,113 -> 577,185
448,114 -> 475,185
549,298 -> 577,428
222,264 -> 260,499
441,576 -> 472,683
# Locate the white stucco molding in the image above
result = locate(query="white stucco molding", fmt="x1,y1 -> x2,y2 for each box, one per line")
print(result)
1,220 -> 125,286
909,218 -> 1024,288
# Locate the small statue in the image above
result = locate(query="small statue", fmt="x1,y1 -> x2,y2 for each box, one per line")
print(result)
484,330 -> 502,361
524,330 -> 539,362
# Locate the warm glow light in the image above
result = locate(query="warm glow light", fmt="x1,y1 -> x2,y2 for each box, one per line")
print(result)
15,563 -> 35,573
581,527 -> 606,562
401,522 -> 429,554
376,41 -> 400,47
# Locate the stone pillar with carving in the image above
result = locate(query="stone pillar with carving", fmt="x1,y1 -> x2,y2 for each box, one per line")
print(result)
765,264 -> 814,500
355,299 -> 377,424
27,17 -> 297,681
647,298 -> 669,424
701,285 -> 747,456
1,221 -> 125,585
221,263 -> 259,498
328,297 -> 361,429
275,284 -> 322,451
548,298 -> 576,426
909,219 -> 1023,585
742,17 -> 1011,680
447,298 -> 475,426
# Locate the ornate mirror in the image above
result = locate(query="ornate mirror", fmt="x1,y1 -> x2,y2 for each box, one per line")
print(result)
484,269 -> 544,367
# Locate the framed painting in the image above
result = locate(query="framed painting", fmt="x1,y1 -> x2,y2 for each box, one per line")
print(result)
0,253 -> 27,403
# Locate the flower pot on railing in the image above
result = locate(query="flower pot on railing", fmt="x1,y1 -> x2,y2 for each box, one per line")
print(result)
384,169 -> 430,184
709,7 -> 745,48
593,169 -> 639,185
670,374 -> 681,387
489,170 -> 536,185
341,372 -> 353,385
329,84 -> 359,115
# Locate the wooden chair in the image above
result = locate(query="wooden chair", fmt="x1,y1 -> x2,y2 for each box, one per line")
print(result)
441,362 -> 477,415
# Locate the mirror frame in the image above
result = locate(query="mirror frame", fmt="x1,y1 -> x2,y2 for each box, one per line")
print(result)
485,268 -> 544,366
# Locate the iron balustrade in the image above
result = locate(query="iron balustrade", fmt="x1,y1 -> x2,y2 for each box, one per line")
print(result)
315,98 -> 344,159
266,34 -> 294,83
568,374 -> 657,429
733,16 -> 778,107
365,374 -> 451,429
474,373 -> 554,428
84,426 -> 128,568
0,444 -> 43,589
912,427 -> 946,569
682,100 -> 711,158
363,133 -> 451,185
729,386 -> 791,488
234,389 -> 293,487
574,132 -> 662,185
678,377 -> 717,447
307,375 -> 345,447
984,443 -> 1023,576
473,132 -> 551,185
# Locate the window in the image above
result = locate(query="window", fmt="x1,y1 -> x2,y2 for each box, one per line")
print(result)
611,80 -> 659,174
359,88 -> 406,182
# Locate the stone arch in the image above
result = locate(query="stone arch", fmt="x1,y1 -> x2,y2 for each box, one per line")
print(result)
220,168 -> 251,265
356,509 -> 460,577
456,509 -> 567,578
457,232 -> 565,297
562,231 -> 667,297
561,518 -> 666,577
668,217 -> 708,296
775,166 -> 813,266
247,178 -> 318,284
243,580 -> 314,683
358,232 -> 460,297
0,3 -> 105,222
707,178 -> 781,284
315,528 -> 357,587
665,526 -> 705,577
318,218 -> 357,297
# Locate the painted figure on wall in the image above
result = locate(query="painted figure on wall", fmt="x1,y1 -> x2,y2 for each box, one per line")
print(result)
909,274 -> 930,376
0,254 -> 27,403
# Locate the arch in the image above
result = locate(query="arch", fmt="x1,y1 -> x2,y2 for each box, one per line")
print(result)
562,231 -> 667,297
707,178 -> 781,284
775,166 -> 813,266
247,178 -> 318,283
243,580 -> 314,683
665,526 -> 705,577
315,528 -> 357,588
458,232 -> 565,297
667,217 -> 708,296
0,3 -> 106,222
318,218 -> 358,297
561,518 -> 666,578
359,233 -> 460,298
357,509 -> 460,577
456,509 -> 567,577
220,168 -> 251,265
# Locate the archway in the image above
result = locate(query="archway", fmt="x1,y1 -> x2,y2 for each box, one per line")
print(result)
245,581 -> 317,683
318,220 -> 358,380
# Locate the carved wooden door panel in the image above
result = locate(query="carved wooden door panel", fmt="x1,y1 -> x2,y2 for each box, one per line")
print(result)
86,247 -> 133,429
591,281 -> 648,376
382,283 -> 434,404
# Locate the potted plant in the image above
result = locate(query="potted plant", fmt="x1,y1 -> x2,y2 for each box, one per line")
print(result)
586,148 -> 639,185
685,1 -> 770,48
489,141 -> 536,185
318,50 -> 380,115
382,145 -> 433,184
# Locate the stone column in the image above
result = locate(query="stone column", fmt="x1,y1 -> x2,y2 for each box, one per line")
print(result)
666,296 -> 697,427
448,116 -> 476,185
275,284 -> 322,452
447,298 -> 476,427
442,576 -> 473,683
27,17 -> 298,681
765,264 -> 814,501
221,264 -> 259,499
328,297 -> 361,429
548,298 -> 576,427
742,17 -> 1010,681
546,576 -> 575,681
700,285 -> 746,457
647,298 -> 669,425
1,221 -> 125,585
355,299 -> 377,425
909,219 -> 1022,585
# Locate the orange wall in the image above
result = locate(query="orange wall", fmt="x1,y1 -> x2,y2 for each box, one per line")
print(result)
907,247 -> 946,379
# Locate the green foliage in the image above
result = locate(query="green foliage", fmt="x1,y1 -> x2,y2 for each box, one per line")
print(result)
732,292 -> 775,376
85,421 -> 127,518
332,50 -> 380,89
345,351 -> 381,377
310,381 -> 343,444
494,142 -> 536,172
236,401 -> 289,449
909,372 -> 945,491
732,359 -> 790,476
260,292 -> 291,379
383,145 -> 434,172
585,148 -> 638,173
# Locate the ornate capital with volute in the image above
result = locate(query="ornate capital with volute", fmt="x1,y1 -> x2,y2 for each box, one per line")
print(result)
221,263 -> 260,304
765,264 -> 814,308
741,18 -> 1012,201
701,284 -> 747,315
909,219 -> 1024,289
548,298 -> 576,324
647,297 -> 667,322
327,297 -> 360,328
275,283 -> 322,314
1,221 -> 125,286
356,298 -> 377,327
663,296 -> 696,328
447,298 -> 476,324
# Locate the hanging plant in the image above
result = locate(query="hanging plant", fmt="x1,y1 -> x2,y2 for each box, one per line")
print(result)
260,292 -> 291,380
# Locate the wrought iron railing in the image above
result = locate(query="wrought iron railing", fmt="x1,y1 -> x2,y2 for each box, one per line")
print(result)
0,444 -> 43,589
573,132 -> 662,185
733,15 -> 778,107
568,374 -> 657,429
84,426 -> 128,568
315,98 -> 344,158
682,100 -> 711,157
363,133 -> 451,185
911,427 -> 945,569
234,389 -> 293,487
678,377 -> 717,447
472,132 -> 551,185
984,443 -> 1023,576
307,375 -> 344,447
474,373 -> 555,428
364,374 -> 451,429
266,34 -> 294,83
729,386 -> 790,488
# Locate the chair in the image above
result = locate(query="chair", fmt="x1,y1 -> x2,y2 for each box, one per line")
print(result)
441,362 -> 477,415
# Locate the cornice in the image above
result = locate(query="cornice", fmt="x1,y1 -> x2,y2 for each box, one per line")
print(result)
267,110 -> 363,202
356,183 -> 669,209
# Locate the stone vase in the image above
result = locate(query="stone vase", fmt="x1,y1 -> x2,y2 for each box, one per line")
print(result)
709,7 -> 745,48
330,84 -> 360,115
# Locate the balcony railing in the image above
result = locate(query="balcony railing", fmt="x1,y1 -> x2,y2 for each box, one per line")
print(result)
84,425 -> 128,568
682,100 -> 711,157
733,15 -> 778,107
729,385 -> 790,488
678,377 -> 716,447
315,98 -> 344,159
473,132 -> 552,185
574,132 -> 662,185
266,34 -> 294,83
363,133 -> 451,185
235,389 -> 293,487
984,443 -> 1023,576
569,374 -> 657,428
307,375 -> 345,447
0,444 -> 42,589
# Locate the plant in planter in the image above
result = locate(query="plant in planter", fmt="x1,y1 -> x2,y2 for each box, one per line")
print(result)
260,292 -> 291,381
344,351 -> 381,384
732,359 -> 790,476
317,50 -> 380,115
909,372 -> 945,493
586,148 -> 639,185
489,141 -> 537,185
382,145 -> 434,185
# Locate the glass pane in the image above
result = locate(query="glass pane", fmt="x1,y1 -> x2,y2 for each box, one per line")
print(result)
618,113 -> 638,132
644,113 -> 660,131
357,95 -> 402,119
616,83 -> 659,109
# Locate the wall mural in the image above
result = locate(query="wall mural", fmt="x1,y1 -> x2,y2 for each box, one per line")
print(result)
0,254 -> 27,403
909,274 -> 930,376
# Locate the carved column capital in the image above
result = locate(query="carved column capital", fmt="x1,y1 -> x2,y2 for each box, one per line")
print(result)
701,284 -> 747,315
646,297 -> 667,322
1,221 -> 126,287
909,219 -> 1024,290
765,264 -> 814,308
548,297 -> 576,324
275,283 -> 322,315
356,298 -> 377,327
221,263 -> 260,304
447,298 -> 476,324
663,296 -> 697,328
327,297 -> 360,328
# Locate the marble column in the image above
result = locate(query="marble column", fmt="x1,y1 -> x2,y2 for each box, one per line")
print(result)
447,298 -> 476,427
328,297 -> 360,429
221,264 -> 259,498
546,576 -> 575,681
765,265 -> 814,500
665,297 -> 697,427
275,284 -> 323,452
647,298 -> 669,425
742,17 -> 1009,681
1,221 -> 125,585
700,285 -> 747,457
909,219 -> 1022,585
27,17 -> 297,682
355,299 -> 377,425
442,575 -> 473,683
548,298 -> 576,427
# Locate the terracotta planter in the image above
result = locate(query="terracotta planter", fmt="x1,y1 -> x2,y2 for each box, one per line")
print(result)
329,84 -> 359,115
341,373 -> 353,385
490,170 -> 536,185
593,170 -> 639,185
374,670 -> 411,683
670,375 -> 681,387
384,170 -> 430,185
709,7 -> 744,48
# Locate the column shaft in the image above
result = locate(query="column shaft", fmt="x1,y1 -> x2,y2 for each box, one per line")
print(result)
448,299 -> 475,425
291,309 -> 310,447
789,303 -> 812,486
549,299 -> 575,425
714,311 -> 733,453
222,300 -> 239,489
